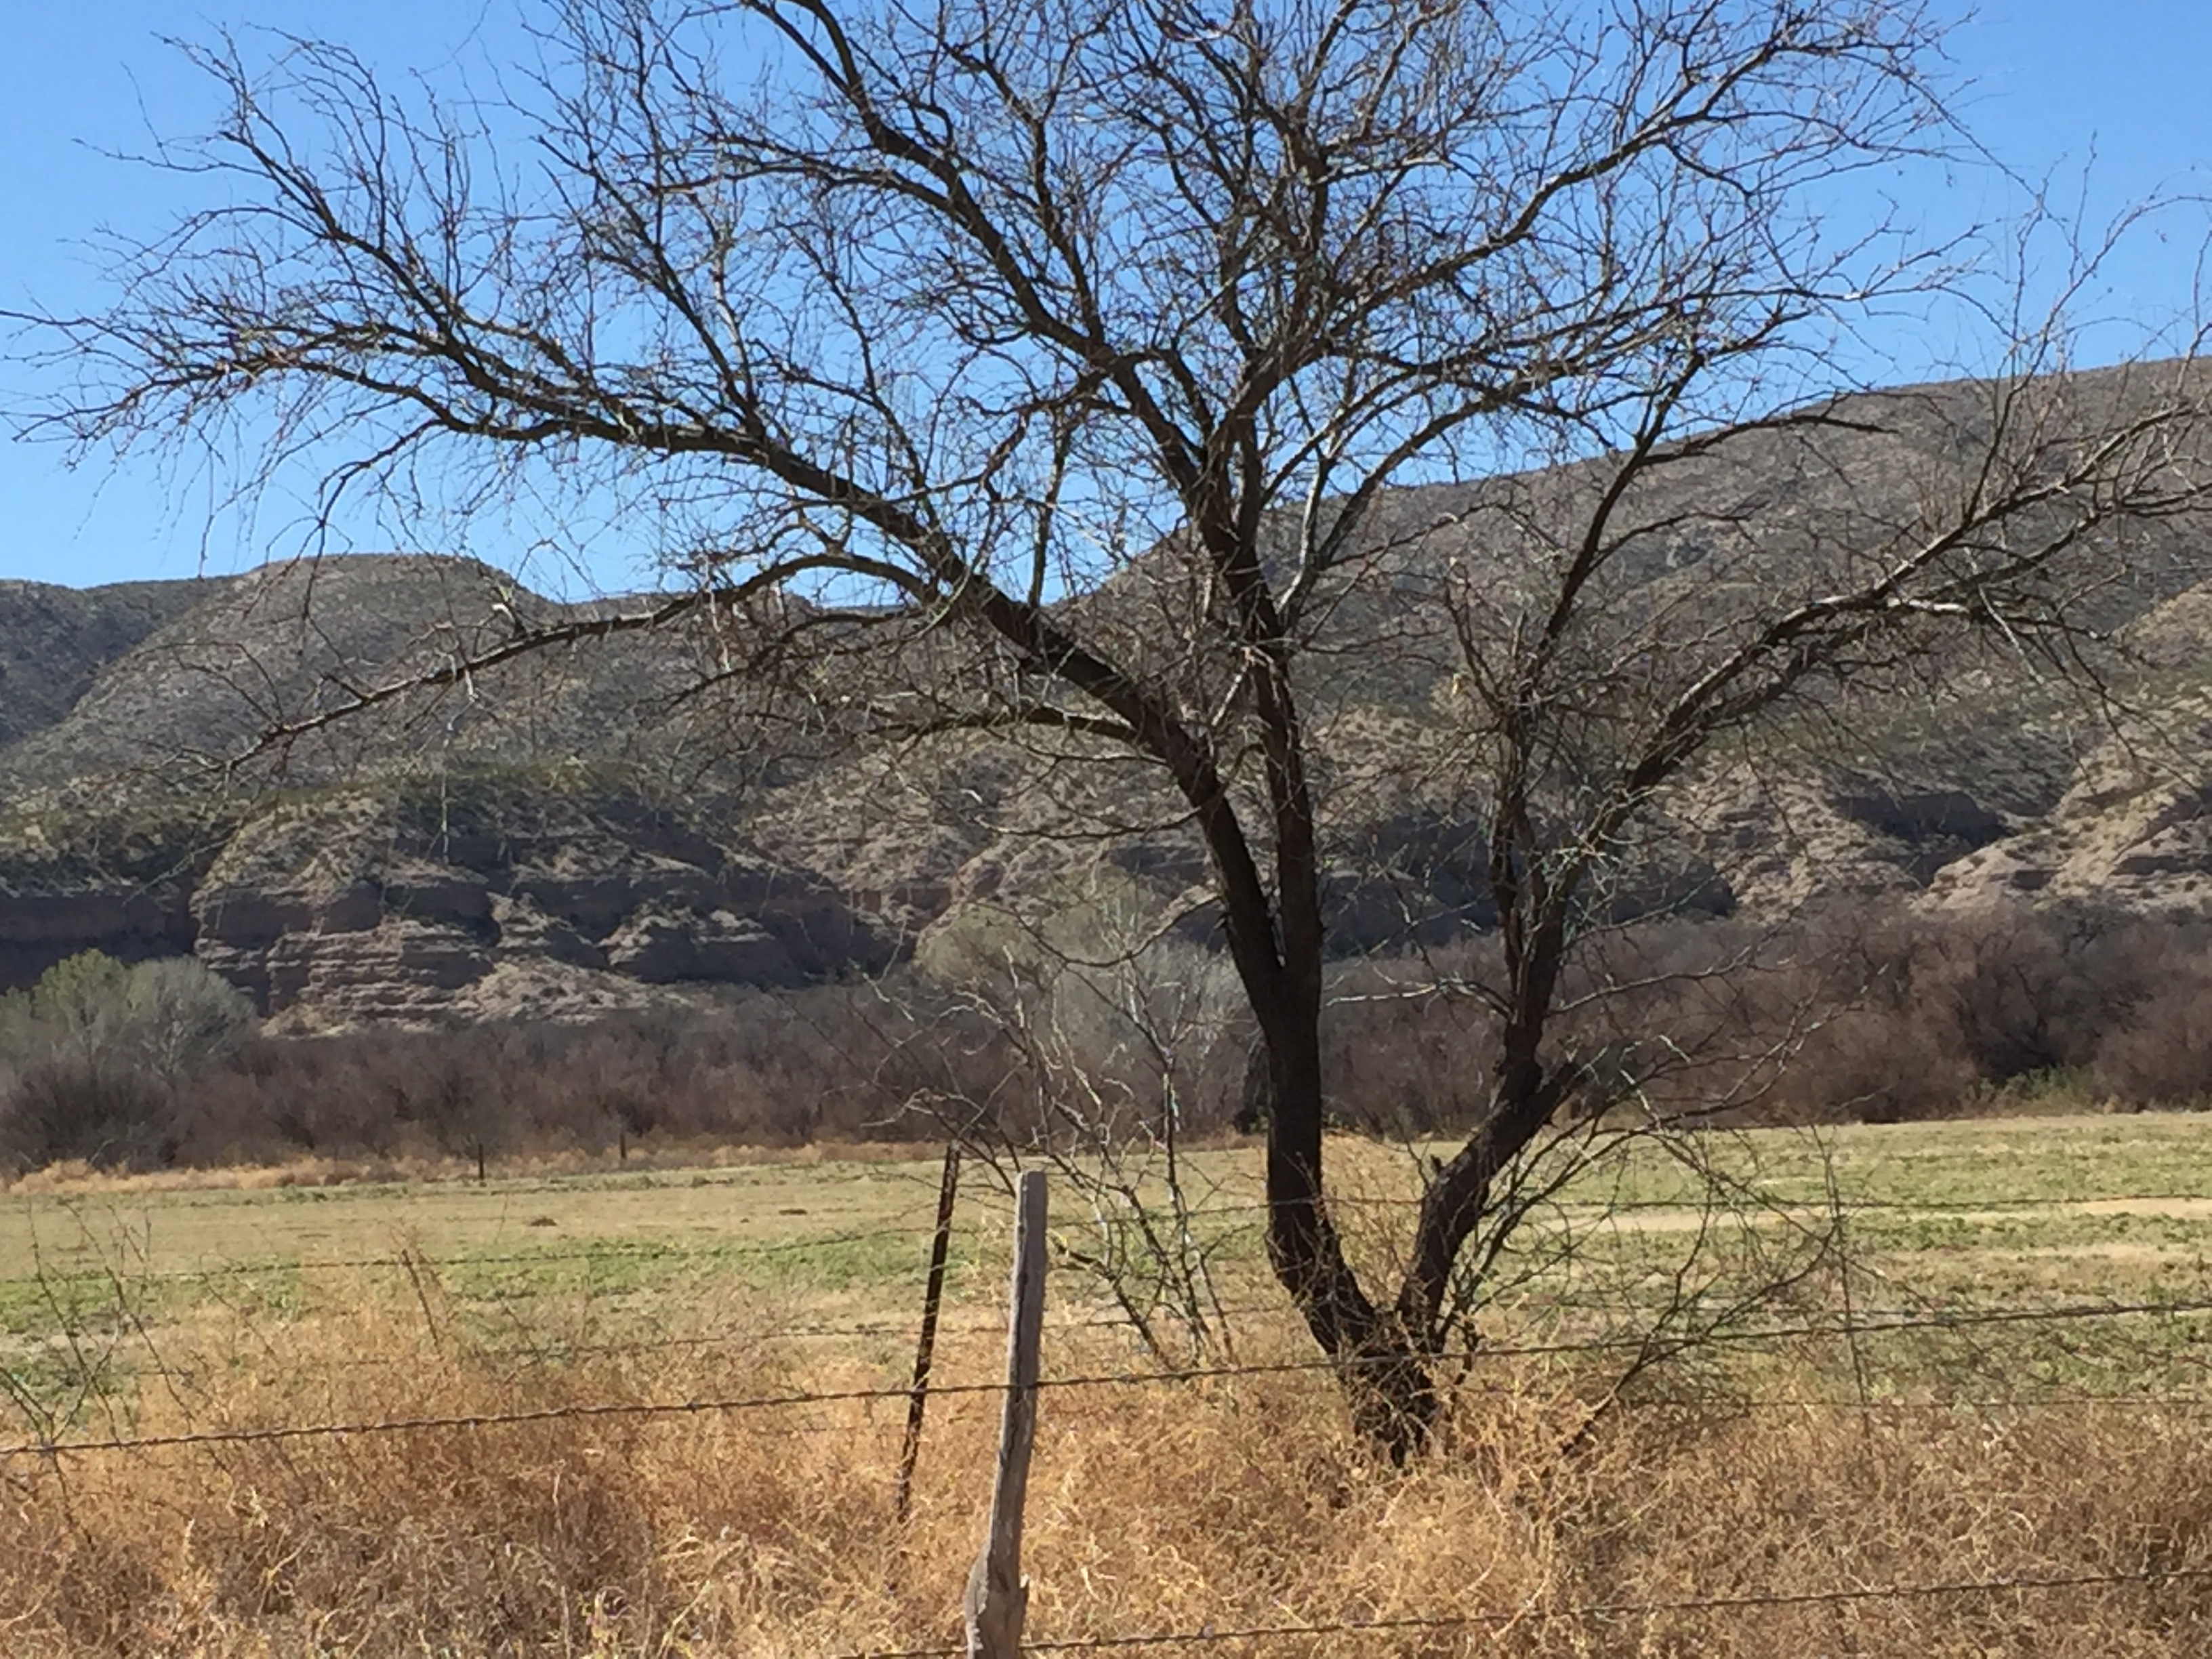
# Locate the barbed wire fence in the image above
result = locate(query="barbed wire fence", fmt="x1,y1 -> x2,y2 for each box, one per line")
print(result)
8,1295 -> 2212,1463
6,1172 -> 2212,1652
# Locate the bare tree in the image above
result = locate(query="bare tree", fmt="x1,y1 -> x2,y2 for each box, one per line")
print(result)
15,0 -> 2210,1452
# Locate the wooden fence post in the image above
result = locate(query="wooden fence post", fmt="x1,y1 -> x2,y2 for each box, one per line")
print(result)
895,1141 -> 962,1523
964,1169 -> 1047,1659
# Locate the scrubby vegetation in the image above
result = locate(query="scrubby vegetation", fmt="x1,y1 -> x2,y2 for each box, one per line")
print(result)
0,951 -> 253,1171
1,898 -> 2207,1182
11,1308 -> 2212,1658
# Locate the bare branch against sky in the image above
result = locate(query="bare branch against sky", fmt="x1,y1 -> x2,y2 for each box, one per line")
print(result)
1,0 -> 2207,590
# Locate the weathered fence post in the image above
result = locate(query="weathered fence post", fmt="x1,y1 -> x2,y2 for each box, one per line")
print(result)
964,1169 -> 1047,1659
895,1141 -> 963,1523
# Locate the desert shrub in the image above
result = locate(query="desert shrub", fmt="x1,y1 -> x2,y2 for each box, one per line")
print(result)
1752,901 -> 2202,1122
1767,906 -> 1972,1122
0,1058 -> 177,1170
20,903 -> 2212,1174
1788,1003 -> 1980,1123
175,975 -> 1052,1168
1925,901 -> 2160,1083
0,949 -> 253,1079
2094,954 -> 2212,1106
1320,951 -> 1496,1137
1932,905 -> 2081,1079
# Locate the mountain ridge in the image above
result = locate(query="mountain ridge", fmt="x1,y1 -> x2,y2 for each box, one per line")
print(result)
5,364 -> 2209,1026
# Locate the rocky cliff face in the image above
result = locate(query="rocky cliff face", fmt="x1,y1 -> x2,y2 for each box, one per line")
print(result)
0,782 -> 899,1029
0,864 -> 199,994
180,787 -> 897,1028
0,555 -> 902,1027
5,367 -> 2210,1025
4,604 -> 2207,1027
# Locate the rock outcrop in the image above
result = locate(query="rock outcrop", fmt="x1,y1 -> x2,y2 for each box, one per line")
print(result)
0,817 -> 213,989
173,787 -> 897,1027
1928,692 -> 2212,922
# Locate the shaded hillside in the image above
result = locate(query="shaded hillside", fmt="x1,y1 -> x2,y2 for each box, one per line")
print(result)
3,365 -> 2209,1025
0,575 -> 227,750
0,556 -> 726,796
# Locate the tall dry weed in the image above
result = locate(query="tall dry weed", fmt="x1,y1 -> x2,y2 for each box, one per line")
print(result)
3,1282 -> 2210,1656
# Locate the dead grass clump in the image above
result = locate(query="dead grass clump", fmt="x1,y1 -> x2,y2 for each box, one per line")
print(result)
1544,1401 -> 2212,1652
3,1304 -> 934,1656
4,1303 -> 2212,1656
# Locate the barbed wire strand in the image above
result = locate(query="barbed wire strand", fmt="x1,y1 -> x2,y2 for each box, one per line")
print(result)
829,1563 -> 2212,1658
41,1282 -> 2212,1376
35,1345 -> 2212,1418
9,1293 -> 2212,1460
12,1277 -> 2207,1382
26,1358 -> 2212,1419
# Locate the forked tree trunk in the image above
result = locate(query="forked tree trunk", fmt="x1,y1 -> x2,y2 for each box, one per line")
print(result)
1246,1014 -> 1441,1462
1185,552 -> 1576,1458
1248,939 -> 1570,1462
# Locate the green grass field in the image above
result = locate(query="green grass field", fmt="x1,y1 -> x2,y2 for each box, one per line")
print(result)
6,1111 -> 2212,1429
11,1111 -> 2212,1270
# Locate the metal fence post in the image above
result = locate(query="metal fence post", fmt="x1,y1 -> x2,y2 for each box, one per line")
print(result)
895,1141 -> 962,1522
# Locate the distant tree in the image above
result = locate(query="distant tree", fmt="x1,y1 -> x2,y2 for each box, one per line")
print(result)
0,950 -> 253,1082
18,0 -> 2211,1450
2095,946 -> 2212,1107
0,950 -> 253,1168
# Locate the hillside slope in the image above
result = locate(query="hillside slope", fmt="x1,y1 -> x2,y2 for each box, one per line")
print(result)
3,365 -> 2209,1025
0,576 -> 226,750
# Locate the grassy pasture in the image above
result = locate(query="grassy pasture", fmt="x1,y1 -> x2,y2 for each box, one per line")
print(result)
7,1111 -> 2211,1283
9,1113 -> 2211,1355
4,1114 -> 2212,1655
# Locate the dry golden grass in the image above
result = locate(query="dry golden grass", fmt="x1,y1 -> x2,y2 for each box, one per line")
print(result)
9,1115 -> 2212,1655
4,1282 -> 2211,1658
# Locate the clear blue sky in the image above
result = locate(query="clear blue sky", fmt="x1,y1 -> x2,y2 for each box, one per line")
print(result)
2,1 -> 2208,592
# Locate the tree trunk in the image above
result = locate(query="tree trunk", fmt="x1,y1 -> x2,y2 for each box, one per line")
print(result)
1246,1014 -> 1439,1462
1245,943 -> 1572,1461
1395,1052 -> 1565,1343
